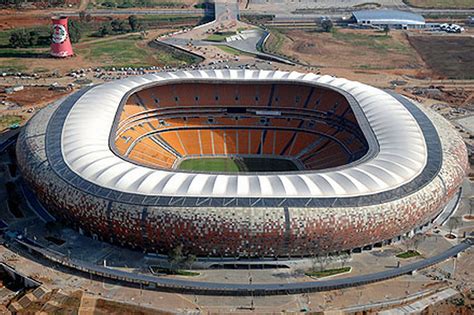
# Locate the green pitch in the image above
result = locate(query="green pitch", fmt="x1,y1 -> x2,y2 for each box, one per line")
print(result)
177,157 -> 299,173
178,158 -> 240,172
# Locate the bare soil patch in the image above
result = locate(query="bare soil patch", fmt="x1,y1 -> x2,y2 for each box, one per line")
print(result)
282,29 -> 421,68
408,35 -> 474,79
0,11 -> 50,31
94,298 -> 174,314
1,86 -> 69,108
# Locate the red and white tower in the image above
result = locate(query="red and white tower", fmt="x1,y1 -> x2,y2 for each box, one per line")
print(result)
50,16 -> 74,58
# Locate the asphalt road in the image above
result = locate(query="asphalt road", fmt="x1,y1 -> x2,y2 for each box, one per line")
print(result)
14,235 -> 473,296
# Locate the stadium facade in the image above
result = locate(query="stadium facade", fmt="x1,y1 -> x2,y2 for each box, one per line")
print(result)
16,70 -> 468,258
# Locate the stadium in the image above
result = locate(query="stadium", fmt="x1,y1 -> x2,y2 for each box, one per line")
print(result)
16,69 -> 468,259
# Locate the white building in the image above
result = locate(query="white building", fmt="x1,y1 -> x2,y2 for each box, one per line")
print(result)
351,10 -> 425,29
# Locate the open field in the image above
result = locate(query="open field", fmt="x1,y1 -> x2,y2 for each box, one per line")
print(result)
264,29 -> 424,72
177,157 -> 299,172
78,35 -> 152,67
78,35 -> 198,67
0,28 -> 198,73
1,86 -> 70,107
0,12 -> 203,73
0,11 -> 50,31
408,35 -> 474,79
404,0 -> 474,9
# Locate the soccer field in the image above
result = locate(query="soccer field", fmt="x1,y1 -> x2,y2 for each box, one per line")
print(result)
177,157 -> 299,173
178,158 -> 240,172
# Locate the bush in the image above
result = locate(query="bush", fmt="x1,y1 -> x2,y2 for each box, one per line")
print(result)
194,2 -> 206,8
321,19 -> 333,32
68,20 -> 82,43
128,15 -> 140,31
111,19 -> 127,33
9,29 -> 31,48
102,1 -> 116,7
396,250 -> 421,259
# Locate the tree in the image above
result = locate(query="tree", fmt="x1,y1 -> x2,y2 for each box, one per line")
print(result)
168,244 -> 184,271
339,252 -> 351,268
68,20 -> 82,43
167,245 -> 197,271
311,254 -> 330,272
28,30 -> 39,46
9,29 -> 30,48
99,24 -> 110,37
128,15 -> 139,32
79,10 -> 86,22
469,198 -> 474,217
411,233 -> 424,251
447,217 -> 461,236
321,19 -> 333,32
111,19 -> 126,33
184,254 -> 196,269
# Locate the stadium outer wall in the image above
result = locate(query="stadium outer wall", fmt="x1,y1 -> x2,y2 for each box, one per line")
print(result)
16,90 -> 468,259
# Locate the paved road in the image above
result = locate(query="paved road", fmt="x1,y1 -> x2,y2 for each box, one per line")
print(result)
13,236 -> 473,296
162,36 -> 294,65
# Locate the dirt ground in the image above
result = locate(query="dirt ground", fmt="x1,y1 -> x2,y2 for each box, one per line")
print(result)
1,86 -> 69,108
281,29 -> 425,69
409,34 -> 474,80
0,11 -> 50,31
423,295 -> 474,315
0,86 -> 70,129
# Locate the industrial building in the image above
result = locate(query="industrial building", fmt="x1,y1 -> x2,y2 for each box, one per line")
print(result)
351,10 -> 426,29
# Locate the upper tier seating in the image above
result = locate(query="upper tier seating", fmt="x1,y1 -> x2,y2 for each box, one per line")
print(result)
114,83 -> 369,171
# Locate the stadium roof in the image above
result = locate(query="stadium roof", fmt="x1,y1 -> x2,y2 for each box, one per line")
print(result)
54,70 -> 430,199
352,10 -> 425,25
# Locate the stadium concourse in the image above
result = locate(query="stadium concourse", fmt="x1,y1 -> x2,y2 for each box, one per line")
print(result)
16,70 -> 468,260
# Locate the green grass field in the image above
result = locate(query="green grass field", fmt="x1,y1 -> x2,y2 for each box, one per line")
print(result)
205,34 -> 228,42
216,45 -> 243,55
305,267 -> 351,278
177,157 -> 299,173
396,250 -> 421,259
179,158 -> 240,172
77,35 -> 196,68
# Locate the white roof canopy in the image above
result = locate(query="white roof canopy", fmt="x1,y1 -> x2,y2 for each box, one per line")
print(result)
61,70 -> 427,198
